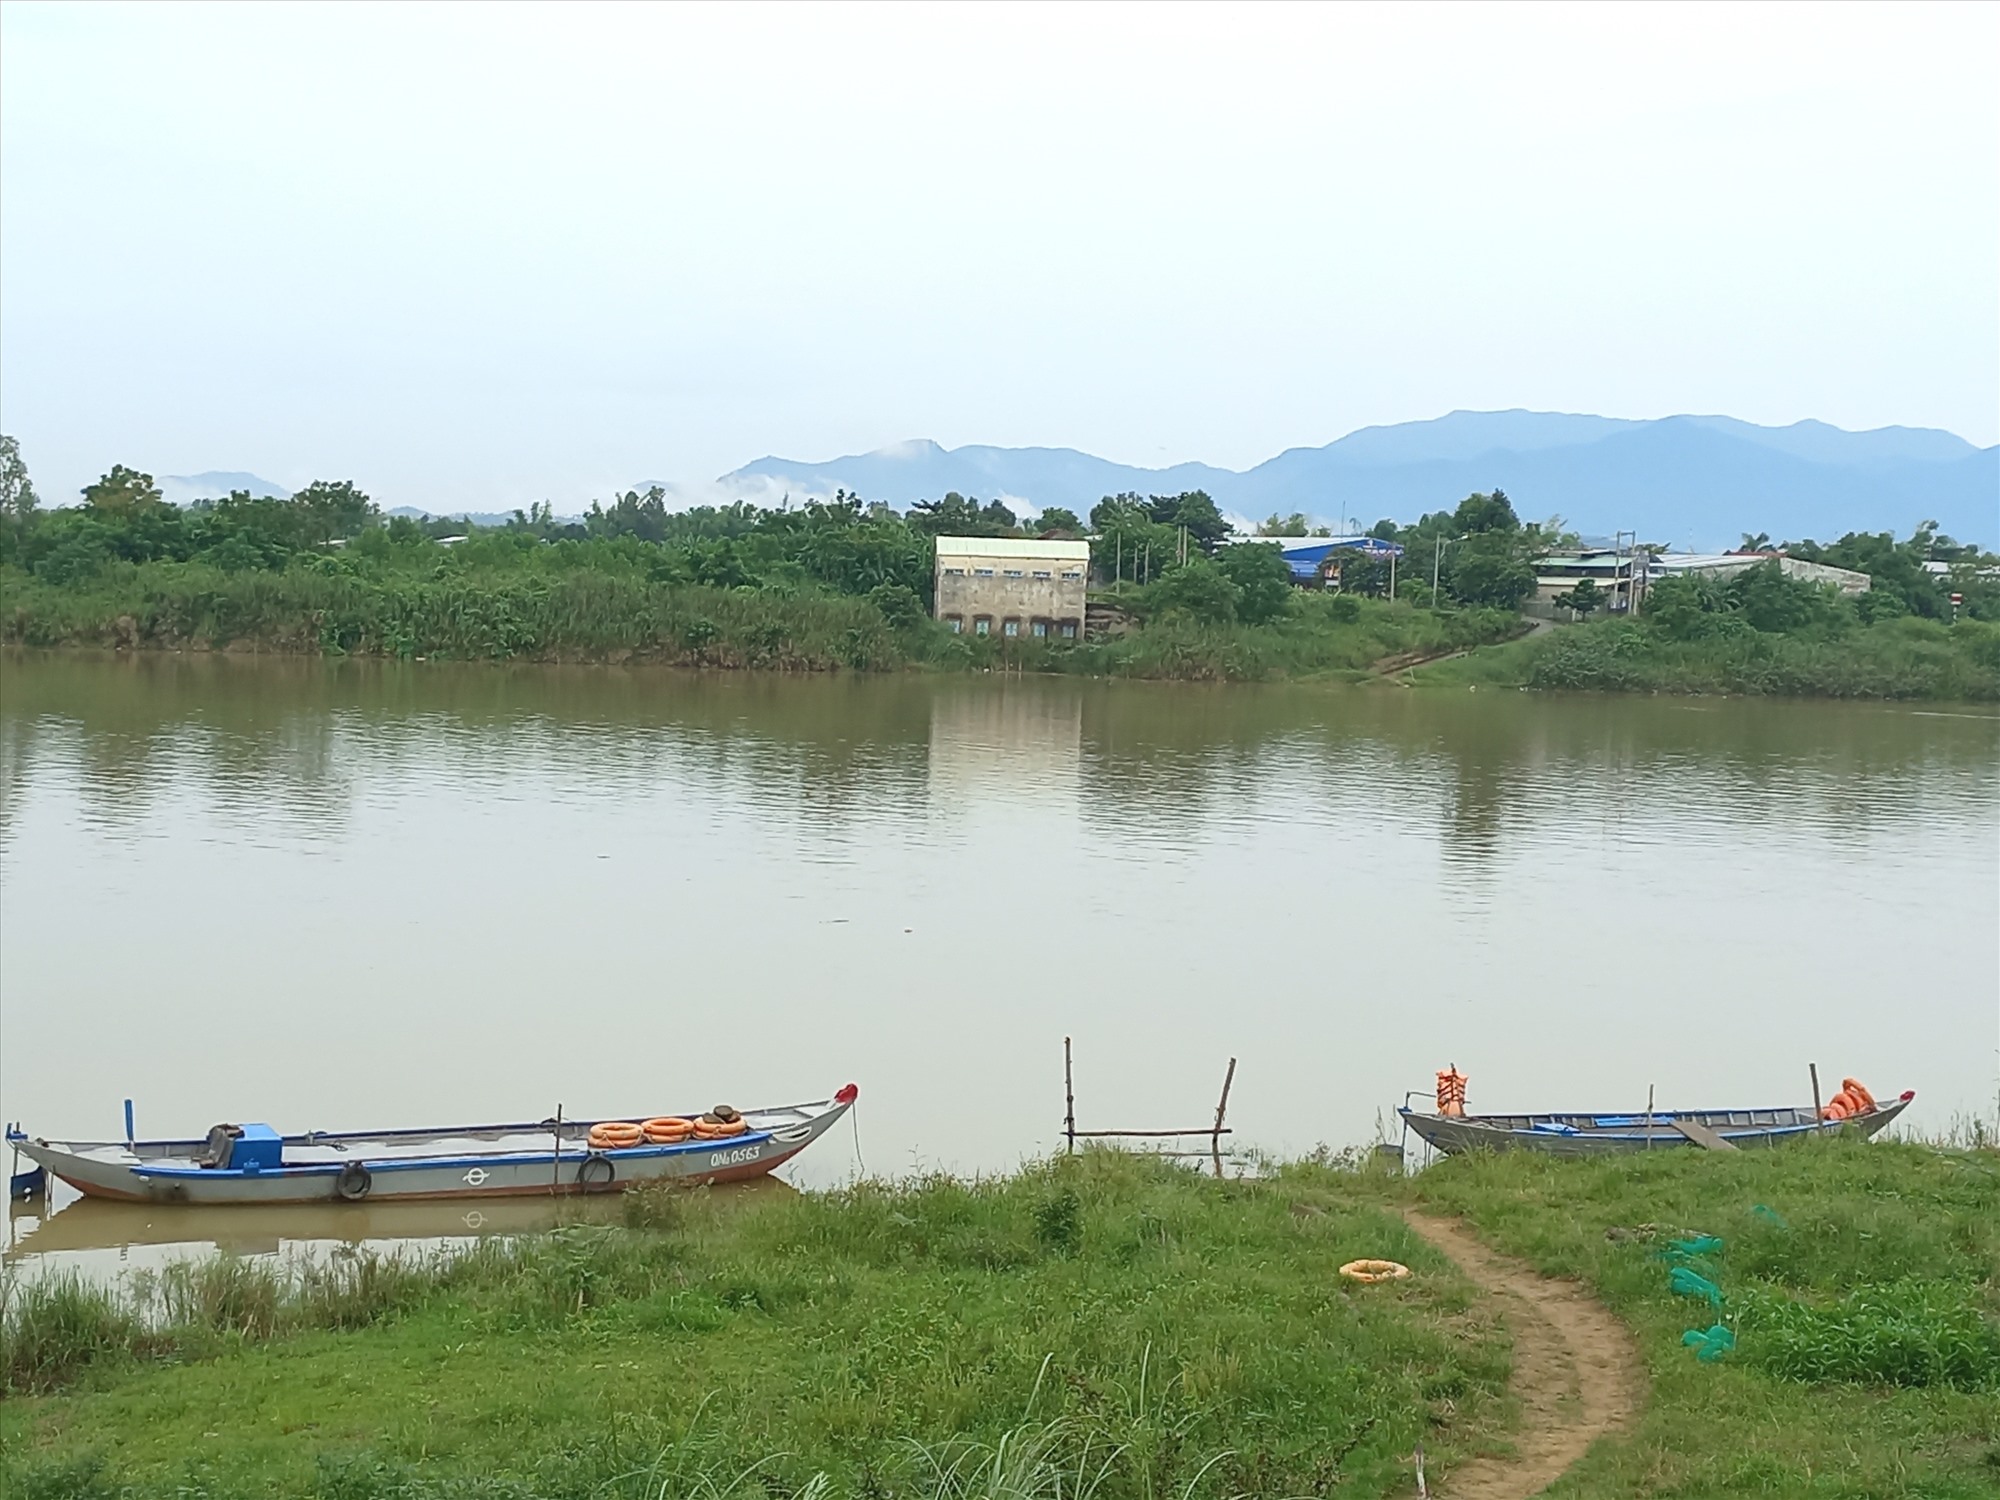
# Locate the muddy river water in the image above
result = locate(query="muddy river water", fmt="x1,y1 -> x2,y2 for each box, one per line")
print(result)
2,652 -> 1995,1279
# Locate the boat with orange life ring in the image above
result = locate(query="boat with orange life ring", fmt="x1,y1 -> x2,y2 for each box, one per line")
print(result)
588,1121 -> 645,1150
641,1117 -> 695,1144
6,1085 -> 861,1206
1339,1259 -> 1411,1283
1400,1081 -> 1914,1157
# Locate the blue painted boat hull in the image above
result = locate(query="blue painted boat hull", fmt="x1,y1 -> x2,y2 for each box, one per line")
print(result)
7,1089 -> 857,1206
1400,1091 -> 1913,1157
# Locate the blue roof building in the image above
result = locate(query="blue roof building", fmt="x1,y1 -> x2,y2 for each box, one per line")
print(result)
1265,536 -> 1406,581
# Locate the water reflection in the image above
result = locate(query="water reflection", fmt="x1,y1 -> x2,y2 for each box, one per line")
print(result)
1,651 -> 1995,1284
4,1175 -> 795,1281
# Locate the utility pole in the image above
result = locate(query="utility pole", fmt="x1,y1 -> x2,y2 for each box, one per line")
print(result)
1432,534 -> 1445,601
1390,549 -> 1398,601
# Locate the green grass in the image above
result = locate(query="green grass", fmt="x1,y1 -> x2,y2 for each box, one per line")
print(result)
0,1153 -> 1507,1499
1397,1137 -> 2000,1497
6,1145 -> 1996,1498
1416,615 -> 2000,700
0,562 -> 911,671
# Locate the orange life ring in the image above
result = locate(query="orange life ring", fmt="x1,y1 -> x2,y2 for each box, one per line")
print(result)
692,1117 -> 748,1139
1841,1078 -> 1877,1113
642,1116 -> 695,1144
1339,1259 -> 1411,1284
587,1120 -> 644,1150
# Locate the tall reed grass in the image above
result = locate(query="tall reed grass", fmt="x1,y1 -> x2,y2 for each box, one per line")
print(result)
1,1243 -> 450,1393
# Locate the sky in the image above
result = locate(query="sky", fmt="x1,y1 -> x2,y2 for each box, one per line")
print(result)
2,1 -> 1995,512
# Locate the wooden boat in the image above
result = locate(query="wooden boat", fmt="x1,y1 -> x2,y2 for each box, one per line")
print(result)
5,1086 -> 857,1206
1399,1088 -> 1914,1158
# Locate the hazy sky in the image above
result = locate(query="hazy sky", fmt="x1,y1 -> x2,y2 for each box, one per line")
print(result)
2,2 -> 1994,511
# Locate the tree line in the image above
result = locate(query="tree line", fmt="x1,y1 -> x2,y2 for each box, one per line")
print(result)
2,434 -> 1992,636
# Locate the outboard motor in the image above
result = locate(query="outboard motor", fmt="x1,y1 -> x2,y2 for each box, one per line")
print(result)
197,1123 -> 244,1169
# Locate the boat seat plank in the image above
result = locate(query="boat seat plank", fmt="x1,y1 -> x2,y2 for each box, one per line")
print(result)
1670,1119 -> 1739,1152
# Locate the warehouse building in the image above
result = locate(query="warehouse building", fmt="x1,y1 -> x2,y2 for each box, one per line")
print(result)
933,536 -> 1090,640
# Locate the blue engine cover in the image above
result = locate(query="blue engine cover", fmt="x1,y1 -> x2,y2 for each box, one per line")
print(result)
233,1123 -> 284,1173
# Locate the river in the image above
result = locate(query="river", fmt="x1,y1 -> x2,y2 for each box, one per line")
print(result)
2,652 -> 1995,1278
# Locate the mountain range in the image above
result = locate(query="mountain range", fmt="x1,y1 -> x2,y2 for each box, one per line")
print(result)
158,471 -> 289,506
724,411 -> 1998,549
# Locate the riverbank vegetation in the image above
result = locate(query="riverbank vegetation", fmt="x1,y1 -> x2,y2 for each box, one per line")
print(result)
1417,546 -> 2000,700
1,1152 -> 1510,1499
5,1140 -> 1995,1498
3,440 -> 1994,695
0,451 -> 1520,678
1406,1137 -> 2000,1498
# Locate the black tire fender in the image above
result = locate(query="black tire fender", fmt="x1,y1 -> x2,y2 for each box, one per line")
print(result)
576,1152 -> 615,1189
335,1162 -> 372,1202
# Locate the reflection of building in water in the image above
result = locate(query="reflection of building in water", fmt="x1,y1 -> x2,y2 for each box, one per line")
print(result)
934,536 -> 1090,640
927,686 -> 1083,803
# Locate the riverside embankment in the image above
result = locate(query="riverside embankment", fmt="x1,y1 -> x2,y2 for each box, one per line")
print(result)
4,1142 -> 1996,1499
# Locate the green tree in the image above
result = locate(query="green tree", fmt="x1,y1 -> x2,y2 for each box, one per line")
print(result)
1214,542 -> 1293,624
1088,494 -> 1180,585
1447,538 -> 1537,609
1452,490 -> 1520,535
587,486 -> 671,543
1145,490 -> 1232,552
1783,524 -> 1965,619
0,434 -> 39,563
866,582 -> 926,626
289,480 -> 378,543
1552,578 -> 1604,620
908,492 -> 1019,537
1727,559 -> 1842,633
82,465 -> 163,515
1332,549 -> 1394,597
1033,506 -> 1083,536
1643,574 -> 1744,640
1256,512 -> 1310,537
1141,557 -> 1240,624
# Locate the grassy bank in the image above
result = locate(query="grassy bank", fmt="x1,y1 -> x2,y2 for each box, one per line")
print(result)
1404,1138 -> 2000,1497
1418,614 -> 2000,701
6,1143 -> 1996,1499
0,1153 -> 1508,1499
0,561 -> 1517,682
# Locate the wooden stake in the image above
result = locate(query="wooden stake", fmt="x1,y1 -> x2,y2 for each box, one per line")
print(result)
1645,1083 -> 1655,1151
1211,1057 -> 1237,1179
1809,1063 -> 1823,1132
1063,1038 -> 1076,1154
550,1104 -> 563,1196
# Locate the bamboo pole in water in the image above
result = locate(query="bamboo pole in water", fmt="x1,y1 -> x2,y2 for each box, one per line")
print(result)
1212,1057 -> 1238,1179
1063,1038 -> 1076,1154
550,1105 -> 563,1196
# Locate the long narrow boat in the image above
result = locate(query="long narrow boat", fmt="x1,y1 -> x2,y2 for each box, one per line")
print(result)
1400,1088 -> 1913,1158
5,1085 -> 857,1206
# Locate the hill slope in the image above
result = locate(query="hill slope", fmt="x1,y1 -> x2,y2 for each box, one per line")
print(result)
723,412 -> 1995,548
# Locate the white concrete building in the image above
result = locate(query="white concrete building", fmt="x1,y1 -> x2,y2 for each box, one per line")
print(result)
1652,552 -> 1871,596
933,536 -> 1090,640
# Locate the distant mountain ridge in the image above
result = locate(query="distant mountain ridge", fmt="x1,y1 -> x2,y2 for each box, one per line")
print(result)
724,411 -> 1997,550
160,471 -> 288,505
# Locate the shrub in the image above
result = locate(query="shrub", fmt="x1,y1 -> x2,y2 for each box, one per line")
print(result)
1739,1279 -> 2000,1391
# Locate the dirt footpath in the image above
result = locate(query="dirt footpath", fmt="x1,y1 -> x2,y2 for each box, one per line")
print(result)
1403,1209 -> 1645,1499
